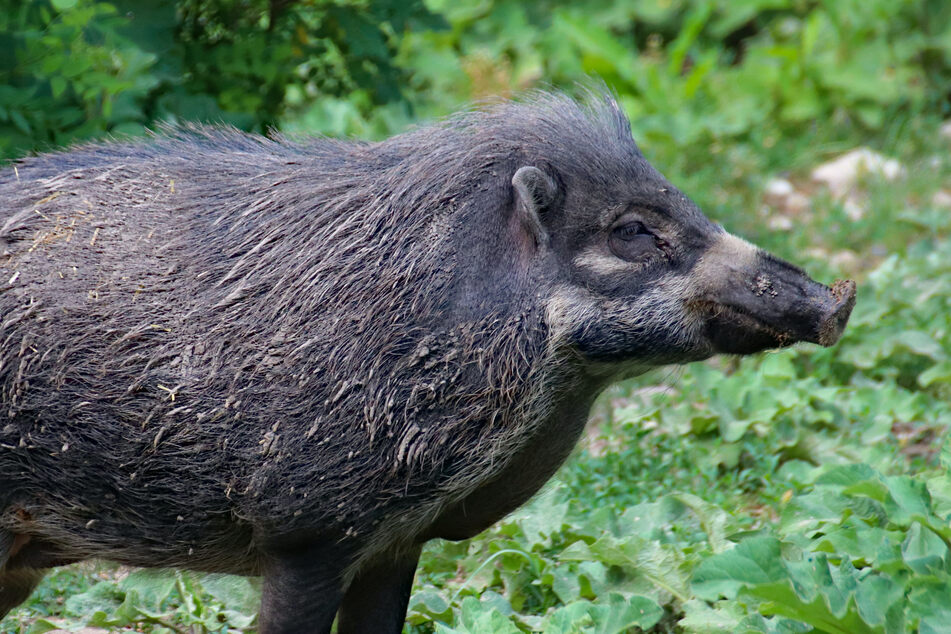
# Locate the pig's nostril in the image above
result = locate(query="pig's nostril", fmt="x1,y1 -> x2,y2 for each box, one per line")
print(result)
817,279 -> 857,347
830,279 -> 857,306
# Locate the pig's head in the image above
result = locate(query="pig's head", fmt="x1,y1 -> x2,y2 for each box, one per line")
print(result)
502,95 -> 856,375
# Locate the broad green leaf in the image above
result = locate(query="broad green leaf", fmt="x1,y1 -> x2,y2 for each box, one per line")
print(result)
750,580 -> 878,634
199,574 -> 259,627
720,417 -> 753,442
678,598 -> 744,633
549,567 -> 582,603
896,331 -> 945,361
590,593 -> 663,633
674,492 -> 731,554
759,353 -> 798,379
458,596 -> 520,634
64,582 -> 123,622
901,522 -> 948,575
586,534 -> 690,602
919,361 -> 951,387
882,475 -> 934,525
907,580 -> 951,633
747,557 -> 880,634
814,465 -> 879,487
854,575 -> 904,627
117,570 -> 176,614
23,620 -> 61,634
544,601 -> 595,633
410,589 -> 451,617
691,537 -> 786,600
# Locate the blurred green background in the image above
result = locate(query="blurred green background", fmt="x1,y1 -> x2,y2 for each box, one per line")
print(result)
4,1 -> 951,633
4,0 -> 951,161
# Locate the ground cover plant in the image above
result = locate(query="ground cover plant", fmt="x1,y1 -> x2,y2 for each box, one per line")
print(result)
2,0 -> 951,632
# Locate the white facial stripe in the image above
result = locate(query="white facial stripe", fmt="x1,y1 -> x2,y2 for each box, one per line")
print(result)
711,232 -> 758,264
692,232 -> 758,291
544,285 -> 600,343
572,248 -> 632,276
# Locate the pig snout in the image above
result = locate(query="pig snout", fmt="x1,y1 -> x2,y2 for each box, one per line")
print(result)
692,236 -> 857,355
815,278 -> 858,346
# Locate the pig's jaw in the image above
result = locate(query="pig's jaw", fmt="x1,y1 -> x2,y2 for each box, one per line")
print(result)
692,300 -> 793,355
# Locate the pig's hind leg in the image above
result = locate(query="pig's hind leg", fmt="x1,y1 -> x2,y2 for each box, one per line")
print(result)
0,567 -> 45,620
0,530 -> 46,620
336,546 -> 421,634
257,541 -> 350,634
0,530 -> 11,566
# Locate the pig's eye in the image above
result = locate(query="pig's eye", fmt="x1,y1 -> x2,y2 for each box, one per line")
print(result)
610,222 -> 657,261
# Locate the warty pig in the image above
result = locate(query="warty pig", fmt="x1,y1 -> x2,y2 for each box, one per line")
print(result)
0,91 -> 856,632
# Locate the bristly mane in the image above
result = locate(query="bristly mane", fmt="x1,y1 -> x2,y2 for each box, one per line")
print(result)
0,90 -> 640,566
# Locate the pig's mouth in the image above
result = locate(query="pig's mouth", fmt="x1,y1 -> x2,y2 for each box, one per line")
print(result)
694,300 -> 793,355
693,273 -> 857,356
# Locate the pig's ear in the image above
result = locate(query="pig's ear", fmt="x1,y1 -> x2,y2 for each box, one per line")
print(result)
512,166 -> 556,248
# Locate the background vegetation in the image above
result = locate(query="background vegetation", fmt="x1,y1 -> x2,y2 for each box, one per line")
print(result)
2,0 -> 951,632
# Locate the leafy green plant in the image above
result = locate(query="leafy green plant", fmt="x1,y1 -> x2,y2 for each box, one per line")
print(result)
0,0 -> 446,159
4,569 -> 259,633
0,0 -> 159,155
693,452 -> 951,633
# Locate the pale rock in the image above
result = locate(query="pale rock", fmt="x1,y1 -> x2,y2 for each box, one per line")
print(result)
784,192 -> 811,215
764,177 -> 794,199
843,197 -> 865,221
932,190 -> 951,208
830,250 -> 859,272
767,215 -> 794,231
764,177 -> 810,215
811,148 -> 904,198
940,120 -> 951,141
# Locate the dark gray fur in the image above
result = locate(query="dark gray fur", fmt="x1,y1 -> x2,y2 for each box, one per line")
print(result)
0,90 -> 853,632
